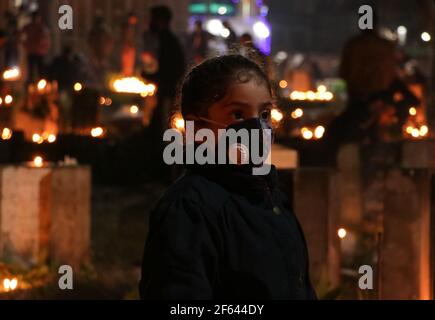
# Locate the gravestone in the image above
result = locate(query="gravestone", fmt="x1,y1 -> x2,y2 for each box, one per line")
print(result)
0,165 -> 91,270
290,168 -> 341,291
380,169 -> 431,300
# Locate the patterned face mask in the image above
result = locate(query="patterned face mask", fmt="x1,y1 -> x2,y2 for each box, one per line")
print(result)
192,117 -> 273,167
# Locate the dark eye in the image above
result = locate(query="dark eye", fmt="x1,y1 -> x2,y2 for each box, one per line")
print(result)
260,109 -> 271,120
233,111 -> 244,120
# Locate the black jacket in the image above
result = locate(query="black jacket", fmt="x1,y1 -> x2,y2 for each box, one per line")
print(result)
139,165 -> 317,299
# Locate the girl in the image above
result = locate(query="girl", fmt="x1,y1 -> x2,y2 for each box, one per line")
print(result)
139,54 -> 317,299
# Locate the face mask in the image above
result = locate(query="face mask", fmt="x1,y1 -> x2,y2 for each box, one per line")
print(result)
197,117 -> 274,167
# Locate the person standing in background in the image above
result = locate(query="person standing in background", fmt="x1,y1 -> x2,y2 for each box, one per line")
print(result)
3,11 -> 20,69
88,16 -> 114,85
222,20 -> 238,51
22,11 -> 51,84
121,12 -> 139,77
0,30 -> 6,71
339,27 -> 396,107
188,20 -> 211,64
322,14 -> 397,166
141,5 -> 186,182
141,6 -> 185,100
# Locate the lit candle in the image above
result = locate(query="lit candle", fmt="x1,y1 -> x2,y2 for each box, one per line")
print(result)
74,82 -> 83,91
338,228 -> 347,239
37,79 -> 47,91
31,156 -> 44,168
1,128 -> 12,140
130,105 -> 139,114
91,127 -> 104,138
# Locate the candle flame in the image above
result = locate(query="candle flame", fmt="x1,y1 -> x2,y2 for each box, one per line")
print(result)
37,79 -> 47,91
3,67 -> 20,81
338,228 -> 347,239
33,156 -> 44,168
271,108 -> 284,122
112,77 -> 156,96
1,128 -> 12,140
91,127 -> 104,138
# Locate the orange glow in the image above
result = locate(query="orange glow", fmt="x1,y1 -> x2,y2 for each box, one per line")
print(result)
317,85 -> 327,93
323,92 -> 333,101
279,80 -> 288,89
112,77 -> 156,96
290,88 -> 333,101
338,228 -> 347,239
91,127 -> 104,138
172,114 -> 185,131
74,82 -> 83,91
37,79 -> 47,91
32,133 -> 43,144
33,156 -> 44,168
47,134 -> 56,143
314,126 -> 325,139
301,127 -> 313,140
3,67 -> 20,81
1,128 -> 12,140
291,108 -> 303,119
419,125 -> 429,137
130,105 -> 139,114
4,95 -> 13,105
411,128 -> 420,138
271,108 -> 284,122
306,91 -> 316,101
409,107 -> 417,116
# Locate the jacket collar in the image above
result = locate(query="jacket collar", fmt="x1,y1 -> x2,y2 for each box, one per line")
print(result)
185,164 -> 278,203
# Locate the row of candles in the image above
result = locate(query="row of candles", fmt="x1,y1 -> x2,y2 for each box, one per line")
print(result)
171,107 -> 325,140
1,74 -> 156,142
1,127 -> 105,142
111,76 -> 156,97
279,83 -> 335,102
404,106 -> 429,139
4,65 -> 157,96
268,107 -> 326,140
0,127 -> 105,168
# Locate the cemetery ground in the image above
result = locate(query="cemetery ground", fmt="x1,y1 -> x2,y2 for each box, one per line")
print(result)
0,182 -> 167,300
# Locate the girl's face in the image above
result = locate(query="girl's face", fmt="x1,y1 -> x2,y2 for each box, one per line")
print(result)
204,79 -> 273,136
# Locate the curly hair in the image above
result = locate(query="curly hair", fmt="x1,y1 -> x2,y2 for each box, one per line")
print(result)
179,54 -> 272,119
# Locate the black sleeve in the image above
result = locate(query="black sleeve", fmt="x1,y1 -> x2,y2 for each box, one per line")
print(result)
139,197 -> 219,299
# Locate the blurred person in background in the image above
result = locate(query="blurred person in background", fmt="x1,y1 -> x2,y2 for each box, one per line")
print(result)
49,45 -> 93,92
188,20 -> 212,65
239,33 -> 267,68
3,11 -> 20,69
322,13 -> 397,165
0,30 -> 5,71
120,12 -> 139,77
141,5 -> 185,101
141,5 -> 186,182
222,20 -> 238,51
88,15 -> 114,84
22,10 -> 51,84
